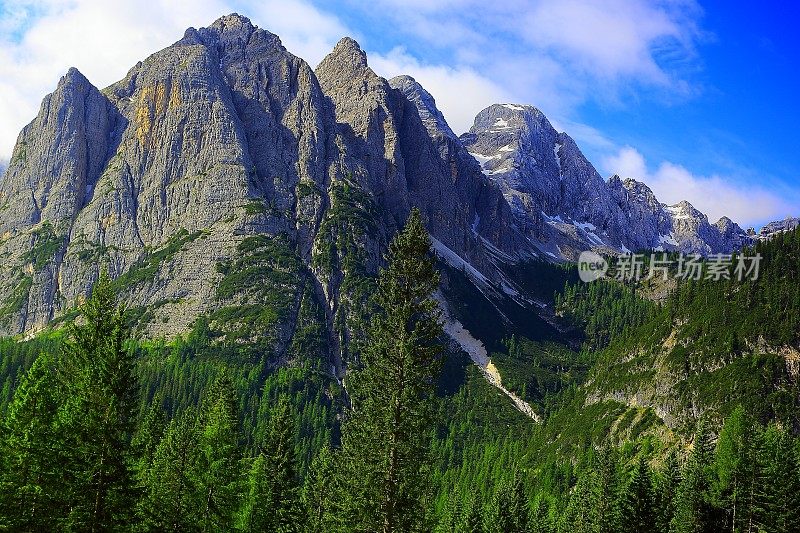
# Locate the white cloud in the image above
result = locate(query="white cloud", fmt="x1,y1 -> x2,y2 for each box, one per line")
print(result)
0,0 -> 348,160
518,0 -> 701,86
603,146 -> 797,227
0,0 -> 707,158
3,0 -> 782,230
355,0 -> 704,103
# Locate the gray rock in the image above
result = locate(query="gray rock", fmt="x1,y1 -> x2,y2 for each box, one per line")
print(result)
461,103 -> 755,259
389,75 -> 456,139
758,216 -> 799,240
0,15 -> 539,385
0,12 -> 766,353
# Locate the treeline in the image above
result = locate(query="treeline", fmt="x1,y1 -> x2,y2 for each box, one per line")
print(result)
434,405 -> 800,532
0,273 -> 308,531
2,219 -> 800,532
664,227 -> 800,354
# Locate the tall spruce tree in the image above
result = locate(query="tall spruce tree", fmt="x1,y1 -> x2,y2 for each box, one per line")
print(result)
241,395 -> 301,532
484,472 -> 529,532
560,469 -> 602,533
711,405 -> 752,531
528,497 -> 551,533
142,410 -> 203,531
655,450 -> 682,532
240,454 -> 273,532
198,371 -> 241,532
670,420 -> 715,533
338,208 -> 444,533
621,455 -> 655,533
750,424 -> 800,533
61,272 -> 138,531
460,495 -> 484,533
596,447 -> 623,532
302,443 -> 337,532
0,353 -> 67,531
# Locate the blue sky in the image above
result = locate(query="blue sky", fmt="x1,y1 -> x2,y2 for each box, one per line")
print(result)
0,0 -> 797,227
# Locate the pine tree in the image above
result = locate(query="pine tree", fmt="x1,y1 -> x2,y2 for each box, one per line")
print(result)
655,450 -> 681,532
749,424 -> 800,533
134,395 -> 167,470
711,405 -> 752,531
0,353 -> 67,531
240,454 -> 272,532
198,371 -> 241,532
241,395 -> 301,532
484,472 -> 529,532
508,471 -> 530,532
528,497 -> 551,533
620,455 -> 655,533
438,494 -> 463,533
61,272 -> 139,531
133,397 -> 167,525
560,469 -> 602,533
767,426 -> 800,532
670,420 -> 715,533
142,410 -> 202,531
338,209 -> 444,533
302,443 -> 337,532
460,495 -> 484,533
596,447 -> 623,532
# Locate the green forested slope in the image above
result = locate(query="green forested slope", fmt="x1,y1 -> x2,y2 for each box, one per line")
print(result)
1,224 -> 799,532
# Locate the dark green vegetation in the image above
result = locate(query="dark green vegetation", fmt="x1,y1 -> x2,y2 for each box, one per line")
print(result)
23,221 -> 65,269
555,279 -> 656,352
1,219 -> 799,531
212,233 -> 302,352
111,228 -> 204,292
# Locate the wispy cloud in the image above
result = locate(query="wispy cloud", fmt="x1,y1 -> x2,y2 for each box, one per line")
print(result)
0,0 -> 705,155
602,146 -> 798,227
3,0 -> 785,229
353,0 -> 705,108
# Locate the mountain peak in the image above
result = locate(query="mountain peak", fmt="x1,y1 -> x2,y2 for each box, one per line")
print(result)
59,67 -> 90,88
329,37 -> 368,67
388,75 -> 455,138
209,13 -> 255,33
671,199 -> 698,212
316,36 -> 376,100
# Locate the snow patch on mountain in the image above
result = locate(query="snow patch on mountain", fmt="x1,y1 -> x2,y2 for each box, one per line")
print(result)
432,237 -> 490,287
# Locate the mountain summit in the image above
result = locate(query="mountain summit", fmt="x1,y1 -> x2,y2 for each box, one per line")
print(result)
0,13 -> 775,344
0,15 -> 525,345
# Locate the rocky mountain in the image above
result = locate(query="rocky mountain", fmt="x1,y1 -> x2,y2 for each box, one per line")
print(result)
0,14 -> 533,361
461,103 -> 755,258
0,12 -> 774,353
756,216 -> 800,240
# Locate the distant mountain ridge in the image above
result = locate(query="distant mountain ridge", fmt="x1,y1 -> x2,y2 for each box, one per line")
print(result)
459,102 -> 760,258
0,13 -> 793,344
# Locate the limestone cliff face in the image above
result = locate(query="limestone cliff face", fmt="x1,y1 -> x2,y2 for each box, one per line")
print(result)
0,15 -> 533,372
461,104 -> 757,259
314,40 -> 526,274
0,15 -> 341,342
0,12 -> 767,360
0,67 -> 120,332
